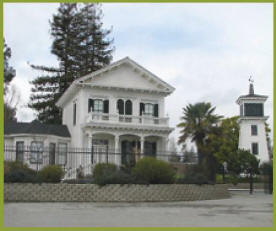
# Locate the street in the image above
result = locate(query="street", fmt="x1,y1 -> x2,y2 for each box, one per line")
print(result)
4,191 -> 273,227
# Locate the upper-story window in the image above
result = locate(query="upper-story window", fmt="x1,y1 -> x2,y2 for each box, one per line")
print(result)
251,125 -> 258,136
94,99 -> 104,113
140,103 -> 159,117
144,103 -> 154,116
117,99 -> 132,115
244,103 -> 263,117
88,99 -> 109,113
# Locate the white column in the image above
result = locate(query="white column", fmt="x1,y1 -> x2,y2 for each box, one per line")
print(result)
114,135 -> 120,166
164,137 -> 169,161
140,136 -> 144,157
87,133 -> 93,174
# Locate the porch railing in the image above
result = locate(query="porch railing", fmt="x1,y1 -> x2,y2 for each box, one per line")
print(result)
86,112 -> 169,126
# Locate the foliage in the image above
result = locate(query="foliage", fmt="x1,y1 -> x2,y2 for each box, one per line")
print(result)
176,164 -> 209,185
38,165 -> 65,183
92,163 -> 136,186
177,102 -> 222,165
4,38 -> 16,86
29,3 -> 114,124
131,157 -> 175,184
4,161 -> 38,183
4,39 -> 17,121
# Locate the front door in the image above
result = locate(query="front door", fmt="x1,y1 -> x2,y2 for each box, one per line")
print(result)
121,141 -> 138,166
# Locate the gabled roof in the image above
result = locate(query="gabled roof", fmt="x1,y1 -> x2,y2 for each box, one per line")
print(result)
56,57 -> 175,107
4,120 -> 71,138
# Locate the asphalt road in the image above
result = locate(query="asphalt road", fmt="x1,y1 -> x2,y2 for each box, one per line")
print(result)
4,191 -> 273,227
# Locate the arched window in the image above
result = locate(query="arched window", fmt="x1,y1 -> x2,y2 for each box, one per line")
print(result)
117,99 -> 124,115
125,100 -> 132,115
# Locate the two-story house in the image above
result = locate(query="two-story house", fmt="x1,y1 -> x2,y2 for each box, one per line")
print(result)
4,57 -> 175,177
56,57 -> 175,174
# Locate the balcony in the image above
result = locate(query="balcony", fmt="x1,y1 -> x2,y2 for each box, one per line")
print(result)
85,112 -> 169,126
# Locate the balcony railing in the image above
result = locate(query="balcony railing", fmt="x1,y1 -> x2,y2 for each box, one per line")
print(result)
86,112 -> 169,126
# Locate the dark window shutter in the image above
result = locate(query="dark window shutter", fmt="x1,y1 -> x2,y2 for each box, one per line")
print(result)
117,99 -> 124,115
125,100 -> 132,115
88,99 -> 94,112
104,100 -> 109,113
140,103 -> 145,116
73,103 -> 76,125
154,104 -> 159,117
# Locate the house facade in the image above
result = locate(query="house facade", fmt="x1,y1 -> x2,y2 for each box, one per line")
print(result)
4,57 -> 175,177
56,57 -> 175,175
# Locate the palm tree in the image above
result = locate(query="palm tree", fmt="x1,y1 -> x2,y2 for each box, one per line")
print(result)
177,102 -> 222,165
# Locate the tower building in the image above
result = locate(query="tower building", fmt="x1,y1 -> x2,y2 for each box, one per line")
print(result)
236,80 -> 269,163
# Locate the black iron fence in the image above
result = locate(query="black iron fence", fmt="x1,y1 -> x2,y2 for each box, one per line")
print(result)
4,145 -> 198,178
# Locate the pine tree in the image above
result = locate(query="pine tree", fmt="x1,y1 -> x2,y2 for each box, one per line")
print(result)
29,3 -> 114,124
4,38 -> 17,121
76,3 -> 114,76
4,38 -> 16,91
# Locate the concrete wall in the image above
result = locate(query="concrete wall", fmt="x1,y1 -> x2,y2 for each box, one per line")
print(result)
4,183 -> 230,202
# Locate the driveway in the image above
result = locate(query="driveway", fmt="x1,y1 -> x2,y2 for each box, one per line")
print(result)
4,191 -> 273,227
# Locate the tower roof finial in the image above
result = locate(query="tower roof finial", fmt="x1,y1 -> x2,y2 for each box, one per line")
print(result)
249,76 -> 254,95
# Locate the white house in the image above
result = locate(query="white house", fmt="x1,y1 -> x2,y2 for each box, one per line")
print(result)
236,82 -> 270,163
56,57 -> 175,174
4,57 -> 175,177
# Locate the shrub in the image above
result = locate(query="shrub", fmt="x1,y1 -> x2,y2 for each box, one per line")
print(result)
38,165 -> 64,183
131,157 -> 175,184
92,163 -> 117,180
95,170 -> 136,186
92,163 -> 136,185
176,164 -> 208,185
4,161 -> 38,183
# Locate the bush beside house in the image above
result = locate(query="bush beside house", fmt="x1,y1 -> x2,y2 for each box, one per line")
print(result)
4,161 -> 64,183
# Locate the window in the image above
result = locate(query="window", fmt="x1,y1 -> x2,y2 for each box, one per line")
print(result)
244,103 -> 264,117
251,125 -> 258,136
94,99 -> 104,113
16,141 -> 24,162
125,100 -> 132,115
89,99 -> 108,113
49,143 -> 56,165
58,143 -> 67,165
252,143 -> 259,155
30,141 -> 43,164
73,103 -> 76,125
144,103 -> 154,116
117,99 -> 124,115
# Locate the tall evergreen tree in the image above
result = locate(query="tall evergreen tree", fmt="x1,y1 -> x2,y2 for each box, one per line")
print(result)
4,38 -> 16,92
28,3 -> 114,124
4,38 -> 17,121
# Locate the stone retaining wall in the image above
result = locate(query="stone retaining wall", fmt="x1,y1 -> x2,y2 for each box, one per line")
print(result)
4,183 -> 230,202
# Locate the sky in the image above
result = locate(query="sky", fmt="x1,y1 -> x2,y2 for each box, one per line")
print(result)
4,3 -> 273,147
